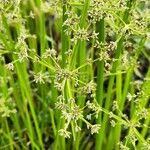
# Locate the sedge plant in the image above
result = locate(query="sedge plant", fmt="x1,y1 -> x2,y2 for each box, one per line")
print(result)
0,0 -> 150,150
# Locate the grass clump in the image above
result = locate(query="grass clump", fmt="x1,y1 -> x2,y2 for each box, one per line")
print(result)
0,0 -> 150,149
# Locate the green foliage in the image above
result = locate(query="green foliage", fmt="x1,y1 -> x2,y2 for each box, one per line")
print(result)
0,0 -> 150,149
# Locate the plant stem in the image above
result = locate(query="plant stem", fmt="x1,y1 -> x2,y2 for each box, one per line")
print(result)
95,18 -> 105,150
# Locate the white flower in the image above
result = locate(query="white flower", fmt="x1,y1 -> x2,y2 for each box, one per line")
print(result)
58,129 -> 71,138
33,71 -> 50,84
86,114 -> 92,120
5,63 -> 14,71
42,48 -> 57,58
90,124 -> 101,134
18,49 -> 28,62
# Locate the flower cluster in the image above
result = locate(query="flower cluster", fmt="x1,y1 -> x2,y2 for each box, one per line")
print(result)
63,10 -> 80,35
88,0 -> 105,23
56,97 -> 101,138
56,98 -> 83,121
80,80 -> 96,95
55,69 -> 72,82
127,133 -> 138,148
118,142 -> 130,150
97,41 -> 116,74
5,63 -> 14,71
73,27 -> 89,41
15,26 -> 30,62
136,107 -> 148,120
42,48 -> 57,59
54,68 -> 79,91
32,71 -> 50,84
58,129 -> 71,138
86,100 -> 101,119
0,98 -> 17,117
127,93 -> 137,102
55,98 -> 83,138
41,0 -> 62,17
87,124 -> 101,134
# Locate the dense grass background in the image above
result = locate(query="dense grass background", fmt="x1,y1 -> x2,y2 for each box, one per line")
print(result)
0,0 -> 150,149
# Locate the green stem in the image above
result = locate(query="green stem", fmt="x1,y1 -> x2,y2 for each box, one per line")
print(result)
95,18 -> 105,150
